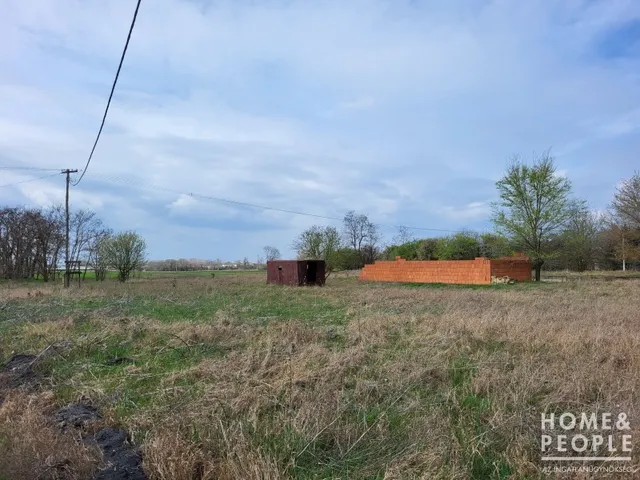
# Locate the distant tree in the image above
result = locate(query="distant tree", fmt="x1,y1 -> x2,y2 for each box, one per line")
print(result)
384,240 -> 422,260
360,244 -> 382,264
611,172 -> 640,228
293,225 -> 342,272
33,206 -> 64,282
342,211 -> 380,263
102,231 -> 147,282
479,233 -> 513,259
416,238 -> 439,260
492,153 -> 573,281
263,246 -> 281,261
605,223 -> 640,270
92,233 -> 112,281
557,203 -> 603,271
434,232 -> 480,260
392,226 -> 414,245
333,247 -> 363,270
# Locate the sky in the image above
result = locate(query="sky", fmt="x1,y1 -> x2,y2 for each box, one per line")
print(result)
0,0 -> 639,261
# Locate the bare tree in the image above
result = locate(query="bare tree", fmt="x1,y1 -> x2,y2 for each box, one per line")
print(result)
611,172 -> 640,228
102,231 -> 147,282
558,203 -> 604,271
392,225 -> 414,245
263,246 -> 281,261
343,211 -> 379,251
33,206 -> 65,282
69,209 -> 108,270
0,205 -> 110,281
342,211 -> 381,265
0,207 -> 51,280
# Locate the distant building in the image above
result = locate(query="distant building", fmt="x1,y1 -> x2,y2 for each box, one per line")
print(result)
267,260 -> 326,286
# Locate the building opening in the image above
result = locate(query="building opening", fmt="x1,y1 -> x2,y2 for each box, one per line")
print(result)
307,262 -> 317,284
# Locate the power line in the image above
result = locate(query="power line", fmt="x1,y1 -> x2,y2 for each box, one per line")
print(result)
73,0 -> 142,186
0,173 -> 60,188
87,171 -> 462,233
0,166 -> 62,172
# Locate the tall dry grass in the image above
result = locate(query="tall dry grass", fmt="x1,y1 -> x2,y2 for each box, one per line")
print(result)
1,275 -> 639,478
0,390 -> 102,479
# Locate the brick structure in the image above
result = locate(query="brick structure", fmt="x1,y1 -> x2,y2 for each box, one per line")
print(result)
359,255 -> 531,285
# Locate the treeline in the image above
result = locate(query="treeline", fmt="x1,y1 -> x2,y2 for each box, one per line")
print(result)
384,224 -> 637,272
291,161 -> 640,279
291,211 -> 383,272
146,258 -> 263,271
0,206 -> 110,281
0,206 -> 148,282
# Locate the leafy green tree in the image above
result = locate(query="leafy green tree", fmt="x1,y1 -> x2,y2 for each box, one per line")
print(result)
558,203 -> 602,271
492,153 -> 572,281
479,233 -> 513,258
102,231 -> 147,282
384,240 -> 422,260
434,232 -> 480,260
416,238 -> 439,260
333,247 -> 363,270
292,226 -> 342,272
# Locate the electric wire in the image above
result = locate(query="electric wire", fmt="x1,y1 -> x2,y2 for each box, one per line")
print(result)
72,0 -> 142,186
0,166 -> 62,172
0,173 -> 60,189
87,171 -> 463,233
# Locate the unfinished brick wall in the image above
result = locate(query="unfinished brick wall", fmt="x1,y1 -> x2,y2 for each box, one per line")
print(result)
359,256 -> 531,285
489,256 -> 532,282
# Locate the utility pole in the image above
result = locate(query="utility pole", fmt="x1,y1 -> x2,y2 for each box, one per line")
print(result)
62,169 -> 78,287
622,231 -> 626,272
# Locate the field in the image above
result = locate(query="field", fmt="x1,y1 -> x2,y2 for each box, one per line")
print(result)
1,272 -> 639,479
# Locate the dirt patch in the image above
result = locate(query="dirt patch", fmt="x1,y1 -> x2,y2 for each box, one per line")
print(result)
1,351 -> 147,479
3,353 -> 37,374
0,354 -> 38,398
55,403 -> 103,430
93,427 -> 146,480
53,403 -> 147,479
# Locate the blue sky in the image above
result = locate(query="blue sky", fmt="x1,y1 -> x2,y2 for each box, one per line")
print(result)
0,0 -> 638,260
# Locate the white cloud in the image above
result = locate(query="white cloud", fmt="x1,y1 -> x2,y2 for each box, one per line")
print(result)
440,202 -> 491,222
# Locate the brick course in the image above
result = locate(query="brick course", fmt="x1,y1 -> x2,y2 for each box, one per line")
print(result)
359,255 -> 531,285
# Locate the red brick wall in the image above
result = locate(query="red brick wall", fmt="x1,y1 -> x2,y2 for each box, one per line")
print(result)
359,256 -> 531,285
489,257 -> 532,282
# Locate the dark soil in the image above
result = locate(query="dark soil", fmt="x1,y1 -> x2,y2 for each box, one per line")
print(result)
93,427 -> 146,480
1,348 -> 148,480
3,353 -> 37,374
53,403 -> 147,480
0,353 -> 39,399
55,403 -> 103,430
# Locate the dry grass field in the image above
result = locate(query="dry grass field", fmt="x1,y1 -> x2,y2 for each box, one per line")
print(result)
0,273 -> 639,479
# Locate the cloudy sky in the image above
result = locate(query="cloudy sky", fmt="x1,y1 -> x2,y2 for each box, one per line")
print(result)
1,0 -> 638,260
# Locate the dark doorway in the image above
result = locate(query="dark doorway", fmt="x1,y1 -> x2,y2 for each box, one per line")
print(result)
307,262 -> 317,284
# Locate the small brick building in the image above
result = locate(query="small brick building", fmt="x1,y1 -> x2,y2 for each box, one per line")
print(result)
267,260 -> 326,286
359,255 -> 531,285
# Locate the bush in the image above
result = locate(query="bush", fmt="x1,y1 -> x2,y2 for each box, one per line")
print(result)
383,240 -> 422,260
434,233 -> 480,260
333,248 -> 363,270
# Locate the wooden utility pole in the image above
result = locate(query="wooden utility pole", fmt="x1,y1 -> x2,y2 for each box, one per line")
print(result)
62,169 -> 78,287
622,232 -> 626,272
